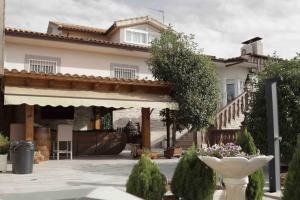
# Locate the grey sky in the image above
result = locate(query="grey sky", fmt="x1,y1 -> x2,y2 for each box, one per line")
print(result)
5,0 -> 300,59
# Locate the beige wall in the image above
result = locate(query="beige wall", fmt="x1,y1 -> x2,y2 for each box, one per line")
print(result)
216,63 -> 249,107
5,41 -> 153,80
0,0 -> 4,75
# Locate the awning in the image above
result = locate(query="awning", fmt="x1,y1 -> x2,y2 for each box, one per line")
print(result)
4,86 -> 178,109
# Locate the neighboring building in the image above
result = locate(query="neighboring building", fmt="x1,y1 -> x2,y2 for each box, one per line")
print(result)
0,0 -> 5,133
3,16 -> 268,152
0,0 -> 4,75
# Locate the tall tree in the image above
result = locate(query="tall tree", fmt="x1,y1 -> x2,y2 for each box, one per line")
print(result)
244,55 -> 300,163
148,27 -> 219,141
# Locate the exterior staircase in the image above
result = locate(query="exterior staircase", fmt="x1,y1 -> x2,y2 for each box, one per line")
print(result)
176,91 -> 250,148
175,131 -> 194,149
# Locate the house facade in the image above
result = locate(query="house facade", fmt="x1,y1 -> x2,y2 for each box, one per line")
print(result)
2,16 -> 268,153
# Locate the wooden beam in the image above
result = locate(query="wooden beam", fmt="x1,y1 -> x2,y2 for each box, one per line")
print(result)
141,107 -> 151,150
25,105 -> 34,141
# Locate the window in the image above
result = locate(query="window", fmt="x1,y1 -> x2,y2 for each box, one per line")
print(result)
113,67 -> 136,79
226,79 -> 236,104
125,28 -> 148,45
148,32 -> 160,43
29,59 -> 57,74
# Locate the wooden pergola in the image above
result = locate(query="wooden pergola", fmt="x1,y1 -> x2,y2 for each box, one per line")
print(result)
3,69 -> 177,149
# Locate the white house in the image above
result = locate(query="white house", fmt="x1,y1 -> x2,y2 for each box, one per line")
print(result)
2,16 -> 268,154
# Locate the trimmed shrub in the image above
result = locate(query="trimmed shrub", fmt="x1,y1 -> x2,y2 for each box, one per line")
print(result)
171,145 -> 215,200
283,135 -> 300,200
236,129 -> 264,200
126,155 -> 166,200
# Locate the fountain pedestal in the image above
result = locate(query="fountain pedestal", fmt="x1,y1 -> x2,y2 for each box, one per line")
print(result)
199,156 -> 273,200
223,177 -> 248,200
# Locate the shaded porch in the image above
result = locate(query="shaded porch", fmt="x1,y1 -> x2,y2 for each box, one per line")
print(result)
3,69 -> 177,158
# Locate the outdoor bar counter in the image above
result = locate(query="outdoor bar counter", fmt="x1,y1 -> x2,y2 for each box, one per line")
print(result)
72,129 -> 127,156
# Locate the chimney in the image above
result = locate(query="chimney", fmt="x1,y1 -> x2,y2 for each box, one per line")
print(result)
241,37 -> 263,55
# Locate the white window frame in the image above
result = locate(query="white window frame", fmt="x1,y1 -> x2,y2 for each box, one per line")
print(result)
113,66 -> 137,80
29,59 -> 57,74
239,80 -> 245,94
124,28 -> 149,45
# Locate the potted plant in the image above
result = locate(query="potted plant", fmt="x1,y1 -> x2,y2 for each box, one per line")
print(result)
199,143 -> 273,200
164,146 -> 182,159
0,133 -> 9,173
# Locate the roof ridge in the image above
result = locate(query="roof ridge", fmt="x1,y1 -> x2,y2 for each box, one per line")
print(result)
49,21 -> 107,33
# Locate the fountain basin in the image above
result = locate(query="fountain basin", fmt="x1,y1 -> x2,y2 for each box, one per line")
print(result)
199,155 -> 273,200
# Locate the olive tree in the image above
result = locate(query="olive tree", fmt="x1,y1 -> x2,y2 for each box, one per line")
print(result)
148,27 -> 219,139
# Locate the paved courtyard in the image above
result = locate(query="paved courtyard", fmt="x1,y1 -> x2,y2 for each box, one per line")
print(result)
0,151 -> 178,200
0,151 -> 281,200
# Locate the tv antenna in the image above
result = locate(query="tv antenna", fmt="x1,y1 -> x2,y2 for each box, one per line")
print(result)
147,8 -> 165,24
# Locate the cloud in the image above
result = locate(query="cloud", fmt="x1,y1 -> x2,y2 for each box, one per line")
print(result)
5,0 -> 300,58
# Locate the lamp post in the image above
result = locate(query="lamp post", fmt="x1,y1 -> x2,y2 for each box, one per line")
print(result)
265,76 -> 282,192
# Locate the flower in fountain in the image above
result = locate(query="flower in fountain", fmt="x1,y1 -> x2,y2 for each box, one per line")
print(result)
200,143 -> 247,158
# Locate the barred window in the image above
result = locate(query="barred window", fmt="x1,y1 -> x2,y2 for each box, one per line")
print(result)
113,67 -> 136,79
29,59 -> 57,74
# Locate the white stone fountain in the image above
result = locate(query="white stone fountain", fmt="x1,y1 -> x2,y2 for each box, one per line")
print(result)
199,156 -> 273,200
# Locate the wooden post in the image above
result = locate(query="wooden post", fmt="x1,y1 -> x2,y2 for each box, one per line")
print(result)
172,119 -> 176,147
141,107 -> 151,150
193,129 -> 198,147
166,108 -> 170,149
25,105 -> 34,141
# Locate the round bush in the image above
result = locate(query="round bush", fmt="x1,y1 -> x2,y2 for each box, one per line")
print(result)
126,155 -> 166,200
171,145 -> 215,200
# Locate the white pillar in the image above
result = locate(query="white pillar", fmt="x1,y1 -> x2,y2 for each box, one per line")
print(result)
223,177 -> 249,200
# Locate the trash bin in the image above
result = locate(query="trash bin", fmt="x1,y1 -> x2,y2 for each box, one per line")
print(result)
10,140 -> 34,174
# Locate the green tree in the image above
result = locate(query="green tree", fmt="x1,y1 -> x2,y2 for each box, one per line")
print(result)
236,129 -> 264,200
244,55 -> 300,163
148,27 -> 219,136
283,135 -> 300,200
126,155 -> 166,200
171,145 -> 215,200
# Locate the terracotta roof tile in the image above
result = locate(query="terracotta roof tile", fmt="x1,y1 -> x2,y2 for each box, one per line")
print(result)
4,68 -> 170,87
5,27 -> 149,52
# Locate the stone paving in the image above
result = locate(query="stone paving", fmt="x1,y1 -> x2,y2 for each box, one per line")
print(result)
0,151 -> 282,200
0,151 -> 178,200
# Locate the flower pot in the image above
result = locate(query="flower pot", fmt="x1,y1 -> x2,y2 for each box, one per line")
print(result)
0,154 -> 8,173
164,147 -> 182,159
199,156 -> 273,200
